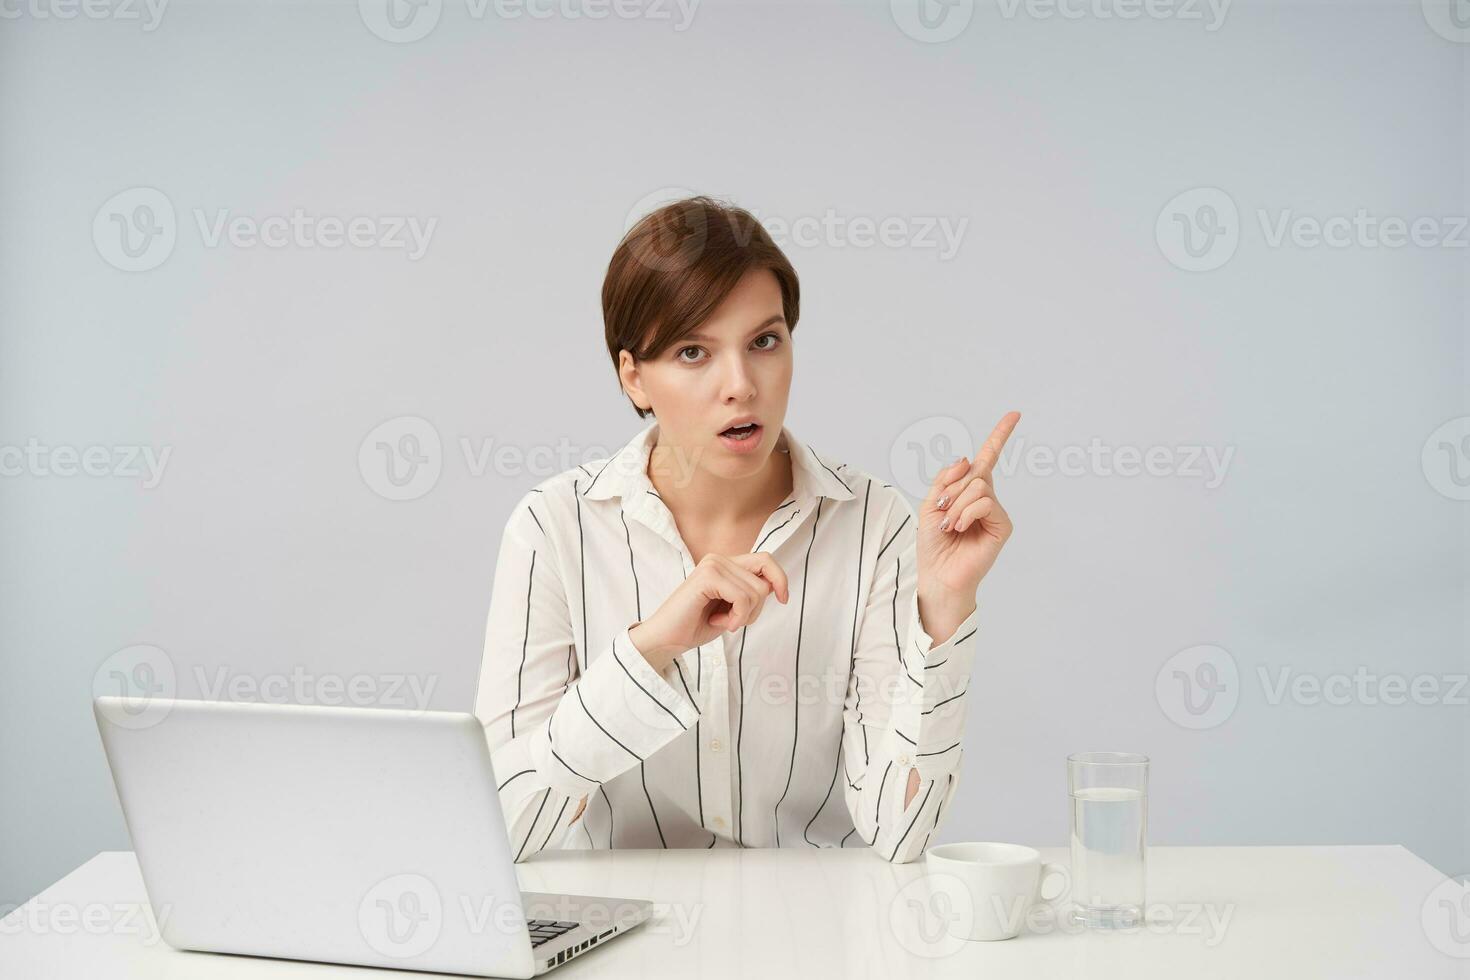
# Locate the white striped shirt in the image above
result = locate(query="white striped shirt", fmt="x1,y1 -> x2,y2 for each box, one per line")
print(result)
474,420 -> 981,863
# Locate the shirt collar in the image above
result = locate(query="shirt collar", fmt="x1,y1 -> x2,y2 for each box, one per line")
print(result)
580,419 -> 856,504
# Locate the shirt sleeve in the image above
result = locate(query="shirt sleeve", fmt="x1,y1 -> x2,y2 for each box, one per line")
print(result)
840,491 -> 980,864
474,490 -> 703,862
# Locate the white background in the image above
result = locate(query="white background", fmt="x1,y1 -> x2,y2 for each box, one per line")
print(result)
1,0 -> 1465,909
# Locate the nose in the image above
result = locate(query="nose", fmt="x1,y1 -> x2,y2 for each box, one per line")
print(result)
719,351 -> 757,403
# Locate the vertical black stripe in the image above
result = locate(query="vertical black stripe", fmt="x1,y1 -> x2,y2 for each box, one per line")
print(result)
772,498 -> 824,847
891,554 -> 902,661
640,762 -> 667,847
888,780 -> 935,862
540,797 -> 569,852
511,550 -> 536,739
574,479 -> 588,673
735,624 -> 749,845
920,773 -> 954,854
806,480 -> 872,842
599,785 -> 615,849
515,789 -> 551,861
803,757 -> 841,846
871,759 -> 894,846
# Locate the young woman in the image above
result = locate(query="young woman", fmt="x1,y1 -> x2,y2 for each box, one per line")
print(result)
475,197 -> 1018,863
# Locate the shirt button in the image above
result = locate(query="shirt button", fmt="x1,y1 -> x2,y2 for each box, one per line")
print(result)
898,755 -> 910,766
710,738 -> 723,752
713,816 -> 726,828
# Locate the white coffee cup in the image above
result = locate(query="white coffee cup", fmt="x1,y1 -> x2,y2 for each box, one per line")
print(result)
924,842 -> 1070,941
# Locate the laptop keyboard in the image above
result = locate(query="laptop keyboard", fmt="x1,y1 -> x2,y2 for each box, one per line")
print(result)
526,919 -> 579,948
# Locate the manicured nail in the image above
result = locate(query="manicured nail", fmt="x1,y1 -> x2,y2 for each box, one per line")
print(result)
937,495 -> 950,509
939,517 -> 950,531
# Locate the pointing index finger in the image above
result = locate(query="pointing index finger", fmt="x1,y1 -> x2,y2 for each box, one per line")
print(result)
973,411 -> 1021,477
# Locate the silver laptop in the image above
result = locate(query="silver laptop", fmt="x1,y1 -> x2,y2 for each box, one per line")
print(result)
94,696 -> 651,977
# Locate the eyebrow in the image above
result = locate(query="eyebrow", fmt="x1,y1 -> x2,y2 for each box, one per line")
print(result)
683,315 -> 785,344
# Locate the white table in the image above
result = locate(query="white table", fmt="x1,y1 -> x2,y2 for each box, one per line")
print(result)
2,846 -> 1464,978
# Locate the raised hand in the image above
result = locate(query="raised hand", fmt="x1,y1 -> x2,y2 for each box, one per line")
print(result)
916,411 -> 1021,602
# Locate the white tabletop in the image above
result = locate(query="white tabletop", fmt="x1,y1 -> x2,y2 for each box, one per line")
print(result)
1,846 -> 1464,979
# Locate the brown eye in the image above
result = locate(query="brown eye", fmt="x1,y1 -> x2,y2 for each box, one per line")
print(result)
676,346 -> 705,364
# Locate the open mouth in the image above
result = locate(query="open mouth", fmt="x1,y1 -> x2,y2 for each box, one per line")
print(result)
719,422 -> 762,441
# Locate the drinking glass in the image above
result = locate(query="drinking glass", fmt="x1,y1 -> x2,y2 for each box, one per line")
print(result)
1067,751 -> 1148,928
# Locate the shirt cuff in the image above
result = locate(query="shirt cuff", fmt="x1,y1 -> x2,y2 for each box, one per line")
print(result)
531,627 -> 702,795
901,592 -> 980,780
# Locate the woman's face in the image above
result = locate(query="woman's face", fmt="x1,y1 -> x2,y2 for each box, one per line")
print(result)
620,266 -> 794,484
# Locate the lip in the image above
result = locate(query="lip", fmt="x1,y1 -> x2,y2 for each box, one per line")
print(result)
718,415 -> 761,434
717,419 -> 764,454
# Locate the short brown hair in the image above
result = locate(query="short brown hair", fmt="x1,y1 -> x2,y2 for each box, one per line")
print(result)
603,196 -> 800,418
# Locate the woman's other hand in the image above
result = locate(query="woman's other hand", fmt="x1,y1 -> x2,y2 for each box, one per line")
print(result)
627,552 -> 789,671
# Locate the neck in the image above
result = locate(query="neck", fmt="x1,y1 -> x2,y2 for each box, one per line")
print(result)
647,430 -> 795,526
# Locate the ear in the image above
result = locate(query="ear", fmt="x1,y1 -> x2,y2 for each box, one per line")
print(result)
617,349 -> 652,413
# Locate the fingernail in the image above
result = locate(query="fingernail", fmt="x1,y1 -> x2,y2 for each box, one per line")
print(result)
937,495 -> 949,509
939,517 -> 950,531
